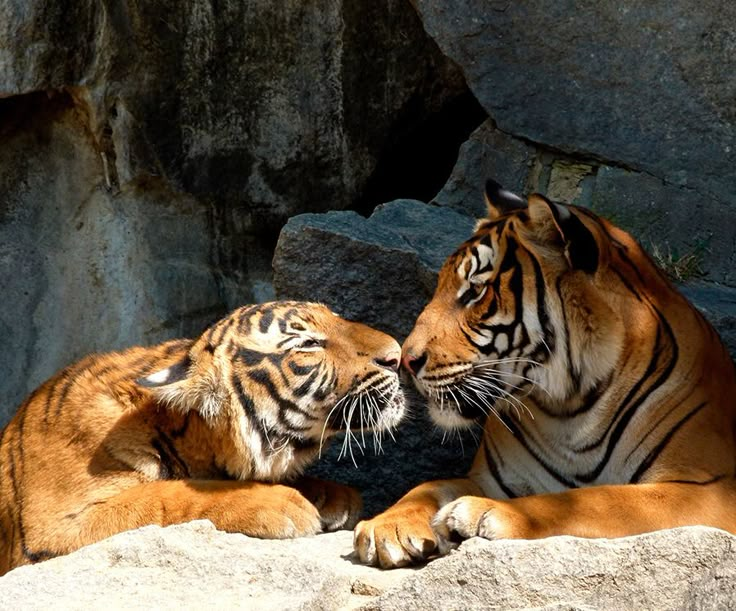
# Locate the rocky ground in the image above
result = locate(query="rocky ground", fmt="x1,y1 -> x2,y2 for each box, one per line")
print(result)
2,521 -> 735,610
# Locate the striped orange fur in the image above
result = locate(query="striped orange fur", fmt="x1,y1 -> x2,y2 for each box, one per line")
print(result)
355,180 -> 736,568
0,301 -> 405,574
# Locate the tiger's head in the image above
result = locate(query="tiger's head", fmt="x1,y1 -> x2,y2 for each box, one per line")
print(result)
403,180 -> 633,429
139,301 -> 405,479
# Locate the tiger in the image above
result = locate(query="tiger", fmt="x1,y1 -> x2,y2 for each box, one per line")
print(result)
354,179 -> 736,568
0,301 -> 406,575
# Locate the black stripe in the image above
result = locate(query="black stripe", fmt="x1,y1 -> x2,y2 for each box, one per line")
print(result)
247,368 -> 317,430
10,414 -> 58,562
498,413 -> 579,489
630,402 -> 707,483
152,431 -> 190,480
293,369 -> 320,398
288,361 -> 317,376
259,307 -> 275,333
529,250 -> 552,351
170,412 -> 192,439
576,306 -> 679,483
483,436 -> 517,499
313,367 -> 336,401
231,373 -> 271,452
236,347 -> 285,368
555,276 -> 580,395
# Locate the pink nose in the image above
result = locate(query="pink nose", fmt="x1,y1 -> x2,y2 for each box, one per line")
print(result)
401,352 -> 427,376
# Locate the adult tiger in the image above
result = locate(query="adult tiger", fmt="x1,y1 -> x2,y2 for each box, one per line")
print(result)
0,301 -> 405,574
354,180 -> 736,568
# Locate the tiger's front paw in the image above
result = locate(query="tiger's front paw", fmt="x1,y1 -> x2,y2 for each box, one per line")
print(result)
224,486 -> 322,539
353,508 -> 446,569
293,477 -> 363,531
432,496 -> 531,545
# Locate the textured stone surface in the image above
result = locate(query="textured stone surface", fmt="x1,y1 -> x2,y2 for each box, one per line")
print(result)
273,199 -> 476,341
591,167 -> 736,286
0,0 -> 468,427
2,522 -> 735,610
432,120 -> 536,218
0,93 -> 226,421
681,282 -> 736,360
0,521 -> 411,610
414,0 -> 736,204
1,0 -> 465,226
274,200 -> 478,514
369,526 -> 736,610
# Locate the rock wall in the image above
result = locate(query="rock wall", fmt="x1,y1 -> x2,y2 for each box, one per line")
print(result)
0,0 -> 470,422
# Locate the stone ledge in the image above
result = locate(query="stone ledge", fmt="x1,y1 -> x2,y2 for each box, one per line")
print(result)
2,522 -> 735,610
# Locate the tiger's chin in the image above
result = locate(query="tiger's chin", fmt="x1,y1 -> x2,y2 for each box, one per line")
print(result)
426,392 -> 487,431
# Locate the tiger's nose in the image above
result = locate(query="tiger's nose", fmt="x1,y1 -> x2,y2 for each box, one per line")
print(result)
401,352 -> 427,376
374,348 -> 401,372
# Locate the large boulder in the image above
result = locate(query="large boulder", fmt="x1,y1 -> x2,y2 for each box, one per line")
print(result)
1,521 -> 735,610
273,199 -> 476,341
1,0 -> 466,227
413,0 -> 736,204
0,0 -> 470,426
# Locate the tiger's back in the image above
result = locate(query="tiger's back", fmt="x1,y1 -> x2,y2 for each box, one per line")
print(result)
0,339 -> 194,573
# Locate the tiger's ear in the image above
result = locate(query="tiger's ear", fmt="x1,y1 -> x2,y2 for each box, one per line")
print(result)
137,356 -> 191,389
527,194 -> 599,274
137,352 -> 224,421
483,179 -> 527,220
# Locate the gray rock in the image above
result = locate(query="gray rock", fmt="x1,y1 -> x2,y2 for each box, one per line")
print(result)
273,199 -> 476,341
2,522 -> 735,611
1,0 -> 465,227
273,200 -> 478,515
369,526 -> 736,611
0,95 -> 228,423
0,521 -> 412,610
680,281 -> 736,359
414,0 -> 736,204
591,166 -> 736,287
0,0 -> 467,427
433,120 -> 537,218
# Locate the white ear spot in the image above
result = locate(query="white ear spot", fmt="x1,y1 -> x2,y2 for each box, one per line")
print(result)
142,368 -> 173,385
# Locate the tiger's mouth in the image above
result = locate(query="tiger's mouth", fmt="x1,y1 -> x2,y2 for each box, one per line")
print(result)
318,374 -> 407,464
325,376 -> 406,433
413,360 -> 529,430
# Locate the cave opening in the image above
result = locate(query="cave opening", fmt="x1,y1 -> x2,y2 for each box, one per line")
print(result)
353,90 -> 488,217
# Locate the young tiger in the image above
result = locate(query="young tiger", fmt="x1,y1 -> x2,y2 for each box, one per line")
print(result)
0,301 -> 405,575
354,180 -> 736,568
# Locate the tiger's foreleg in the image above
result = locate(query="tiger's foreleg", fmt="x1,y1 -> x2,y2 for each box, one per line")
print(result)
433,479 -> 736,545
32,479 -> 323,560
353,477 -> 482,568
